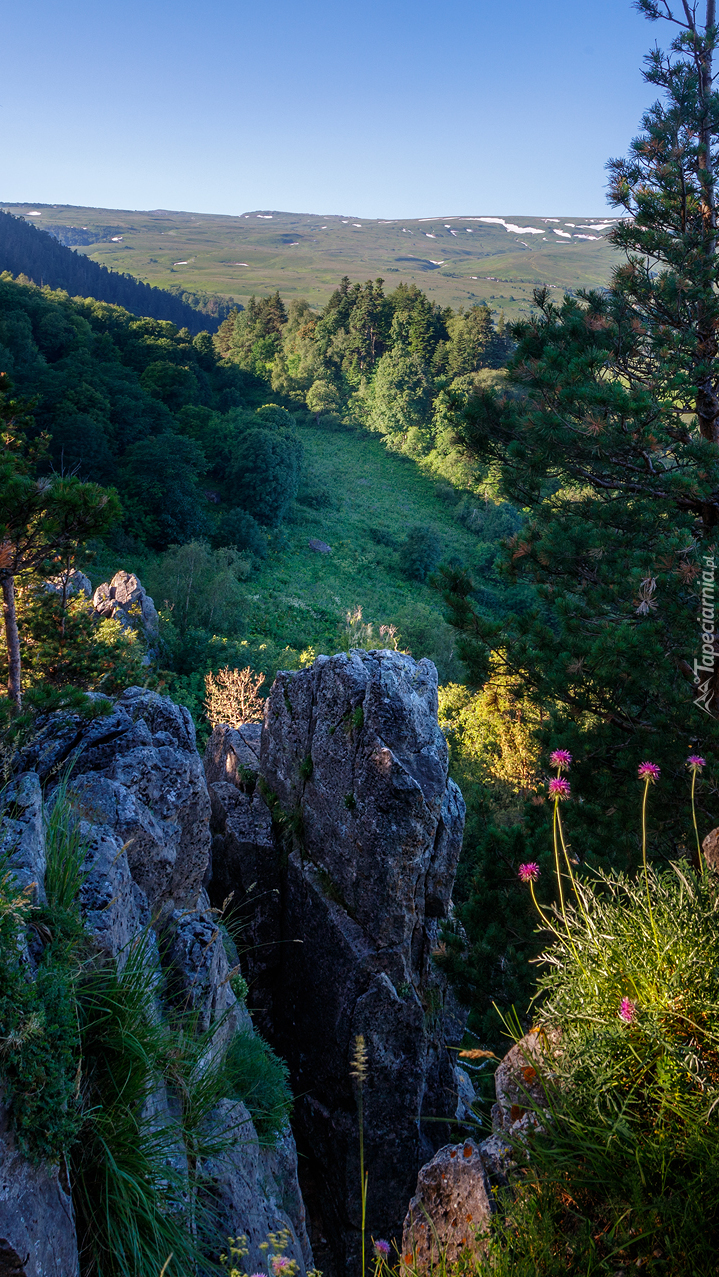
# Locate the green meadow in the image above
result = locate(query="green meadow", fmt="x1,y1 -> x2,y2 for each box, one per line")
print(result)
2,202 -> 619,320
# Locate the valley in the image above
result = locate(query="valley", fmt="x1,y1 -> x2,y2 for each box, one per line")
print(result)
1,202 -> 620,319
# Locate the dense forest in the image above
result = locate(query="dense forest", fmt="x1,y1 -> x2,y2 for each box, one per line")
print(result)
0,210 -> 235,332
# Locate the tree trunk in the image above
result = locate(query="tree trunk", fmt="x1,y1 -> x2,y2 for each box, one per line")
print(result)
1,575 -> 22,711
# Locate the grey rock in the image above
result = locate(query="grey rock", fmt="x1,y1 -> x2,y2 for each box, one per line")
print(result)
0,687 -> 313,1277
203,1104 -> 313,1275
209,649 -> 465,1272
402,1139 -> 491,1271
0,1095 -> 79,1277
0,774 -> 46,905
44,569 -> 92,599
703,825 -> 719,872
478,1132 -> 512,1185
79,821 -> 150,965
92,571 -> 159,638
493,1031 -> 547,1133
454,1066 -> 476,1125
308,539 -> 331,554
160,905 -> 252,1058
205,723 -> 262,787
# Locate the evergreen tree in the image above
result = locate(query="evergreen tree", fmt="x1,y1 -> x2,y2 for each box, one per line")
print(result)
435,0 -> 719,1044
0,375 -> 120,708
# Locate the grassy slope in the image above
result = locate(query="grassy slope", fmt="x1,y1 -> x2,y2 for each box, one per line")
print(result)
2,203 -> 619,321
251,419 -> 480,647
90,418 -> 484,687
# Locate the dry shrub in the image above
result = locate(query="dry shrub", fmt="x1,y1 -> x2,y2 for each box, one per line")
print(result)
204,665 -> 265,728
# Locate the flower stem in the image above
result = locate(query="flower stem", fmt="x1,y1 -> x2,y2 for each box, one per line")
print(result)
552,801 -> 566,925
641,776 -> 661,960
553,798 -> 587,974
556,805 -> 592,930
691,769 -> 705,878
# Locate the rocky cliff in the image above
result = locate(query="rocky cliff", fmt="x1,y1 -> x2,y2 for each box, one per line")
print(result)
1,645 -> 468,1276
206,649 -> 466,1273
1,688 -> 312,1277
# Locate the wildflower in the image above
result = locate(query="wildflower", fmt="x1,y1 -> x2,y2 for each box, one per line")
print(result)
619,997 -> 636,1024
548,776 -> 571,800
550,749 -> 572,771
374,1240 -> 391,1258
637,761 -> 661,782
271,1260 -> 294,1277
518,862 -> 540,883
687,755 -> 706,771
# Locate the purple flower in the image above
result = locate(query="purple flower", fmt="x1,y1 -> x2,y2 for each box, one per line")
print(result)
518,862 -> 540,883
687,755 -> 706,771
374,1240 -> 391,1258
271,1259 -> 293,1276
619,998 -> 636,1024
550,749 -> 572,772
548,776 -> 571,800
637,761 -> 661,782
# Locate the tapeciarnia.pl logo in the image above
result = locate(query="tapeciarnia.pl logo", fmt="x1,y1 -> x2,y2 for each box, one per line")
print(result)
694,554 -> 716,716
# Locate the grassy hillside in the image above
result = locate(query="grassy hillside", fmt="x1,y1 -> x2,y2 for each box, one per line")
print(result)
1,203 -> 620,321
88,415 -> 505,722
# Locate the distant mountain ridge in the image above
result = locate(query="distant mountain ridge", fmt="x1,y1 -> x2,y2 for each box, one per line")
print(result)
0,210 -> 237,332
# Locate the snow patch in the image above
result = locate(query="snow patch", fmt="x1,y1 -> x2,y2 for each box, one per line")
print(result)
553,229 -> 572,239
477,217 -> 544,234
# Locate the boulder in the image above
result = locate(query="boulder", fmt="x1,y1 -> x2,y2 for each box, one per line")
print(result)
0,688 -> 314,1277
207,649 -> 466,1273
402,1140 -> 491,1272
0,774 -> 46,906
0,1094 -> 80,1277
203,1106 -> 313,1275
43,569 -> 92,599
702,825 -> 719,872
492,1030 -> 548,1134
92,570 -> 159,639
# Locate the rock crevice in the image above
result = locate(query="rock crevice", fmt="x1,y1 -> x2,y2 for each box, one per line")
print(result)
206,649 -> 466,1273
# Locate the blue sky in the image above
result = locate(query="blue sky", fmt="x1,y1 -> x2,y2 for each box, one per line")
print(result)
4,0 -> 658,218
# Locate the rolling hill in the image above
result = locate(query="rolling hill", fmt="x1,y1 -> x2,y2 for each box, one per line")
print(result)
1,203 -> 620,319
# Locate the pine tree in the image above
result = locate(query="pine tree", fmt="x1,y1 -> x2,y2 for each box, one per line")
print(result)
0,375 -> 120,708
441,2 -> 719,853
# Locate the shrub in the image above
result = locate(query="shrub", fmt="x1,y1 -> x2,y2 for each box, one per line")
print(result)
255,403 -> 295,431
398,526 -> 442,582
475,759 -> 719,1275
205,665 -> 265,727
306,379 -> 341,417
221,1029 -> 292,1142
144,541 -> 249,634
228,428 -> 303,527
214,507 -> 267,559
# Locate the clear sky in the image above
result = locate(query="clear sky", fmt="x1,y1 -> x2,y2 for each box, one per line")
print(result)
3,0 -> 660,218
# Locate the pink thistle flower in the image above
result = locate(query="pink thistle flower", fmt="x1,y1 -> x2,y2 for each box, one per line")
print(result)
518,862 -> 540,883
637,761 -> 661,783
619,998 -> 636,1024
374,1241 -> 391,1258
687,755 -> 706,771
550,749 -> 572,771
271,1259 -> 293,1276
548,776 -> 571,800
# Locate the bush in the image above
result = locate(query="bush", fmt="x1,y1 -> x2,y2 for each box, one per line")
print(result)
144,541 -> 249,635
255,403 -> 295,431
306,379 -> 341,417
221,1029 -> 292,1142
214,507 -> 267,559
471,763 -> 719,1275
228,428 -> 303,527
204,665 -> 265,728
398,525 -> 442,582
